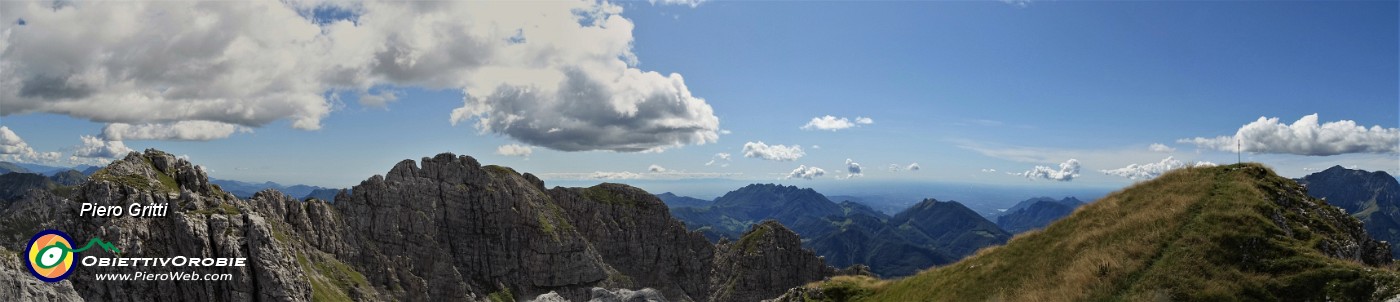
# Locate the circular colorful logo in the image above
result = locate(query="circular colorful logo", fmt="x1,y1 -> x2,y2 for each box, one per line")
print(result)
25,229 -> 75,282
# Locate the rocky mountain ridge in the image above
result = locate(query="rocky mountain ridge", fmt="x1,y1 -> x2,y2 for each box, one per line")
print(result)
1299,165 -> 1400,258
0,149 -> 840,302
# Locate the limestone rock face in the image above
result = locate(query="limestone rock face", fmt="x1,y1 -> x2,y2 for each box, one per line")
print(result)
0,150 -> 838,302
331,154 -> 611,301
0,247 -> 82,302
709,221 -> 837,302
0,149 -> 310,302
548,184 -> 716,301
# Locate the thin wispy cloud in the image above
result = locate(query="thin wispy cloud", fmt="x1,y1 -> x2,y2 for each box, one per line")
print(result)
1100,156 -> 1216,180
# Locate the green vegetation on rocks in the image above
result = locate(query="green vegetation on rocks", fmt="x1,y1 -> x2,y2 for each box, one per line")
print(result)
584,185 -> 639,207
298,252 -> 372,302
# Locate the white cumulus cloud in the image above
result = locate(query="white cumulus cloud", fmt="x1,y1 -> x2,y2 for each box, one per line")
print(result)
907,162 -> 920,171
801,115 -> 873,131
843,158 -> 862,179
496,144 -> 533,157
1179,114 -> 1399,156
1,0 -> 720,151
705,152 -> 730,167
786,165 -> 826,180
1148,143 -> 1175,153
1099,156 -> 1216,180
648,164 -> 667,173
0,126 -> 61,164
1013,159 -> 1080,181
72,135 -> 133,159
743,141 -> 804,161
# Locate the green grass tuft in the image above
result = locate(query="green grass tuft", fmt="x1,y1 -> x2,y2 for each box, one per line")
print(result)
487,287 -> 515,302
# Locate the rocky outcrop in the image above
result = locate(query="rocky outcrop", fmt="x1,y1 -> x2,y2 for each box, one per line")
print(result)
709,221 -> 837,302
532,287 -> 670,302
0,149 -> 310,301
0,150 -> 838,302
548,184 -> 716,301
0,247 -> 82,301
1298,165 -> 1400,258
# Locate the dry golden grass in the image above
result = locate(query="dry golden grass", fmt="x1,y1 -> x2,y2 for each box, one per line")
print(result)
830,164 -> 1400,302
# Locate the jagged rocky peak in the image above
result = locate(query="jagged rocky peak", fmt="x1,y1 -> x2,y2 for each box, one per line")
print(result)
88,149 -> 219,197
710,220 -> 837,302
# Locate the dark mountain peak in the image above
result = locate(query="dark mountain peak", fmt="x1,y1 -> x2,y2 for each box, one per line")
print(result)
906,198 -> 966,212
1308,165 -> 1396,182
655,192 -> 712,208
1006,196 -> 1074,214
711,183 -> 839,219
1299,165 -> 1400,258
49,169 -> 86,186
998,197 -> 1083,234
1059,196 -> 1083,205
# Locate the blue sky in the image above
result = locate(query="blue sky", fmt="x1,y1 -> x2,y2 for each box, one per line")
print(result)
0,0 -> 1395,198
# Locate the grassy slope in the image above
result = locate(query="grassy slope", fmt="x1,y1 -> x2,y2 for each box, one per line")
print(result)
836,164 -> 1400,302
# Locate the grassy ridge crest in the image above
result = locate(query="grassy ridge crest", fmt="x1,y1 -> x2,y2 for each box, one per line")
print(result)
791,163 -> 1400,302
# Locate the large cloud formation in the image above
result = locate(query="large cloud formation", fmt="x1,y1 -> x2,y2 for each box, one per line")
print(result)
1013,159 -> 1080,181
1100,156 -> 1216,180
0,0 -> 720,152
1179,114 -> 1399,156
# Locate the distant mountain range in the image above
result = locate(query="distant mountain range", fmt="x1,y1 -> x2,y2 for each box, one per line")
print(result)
656,192 -> 712,208
669,183 -> 1012,277
996,196 -> 1084,234
208,178 -> 341,201
0,161 -> 99,176
776,163 -> 1396,301
1298,165 -> 1400,258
